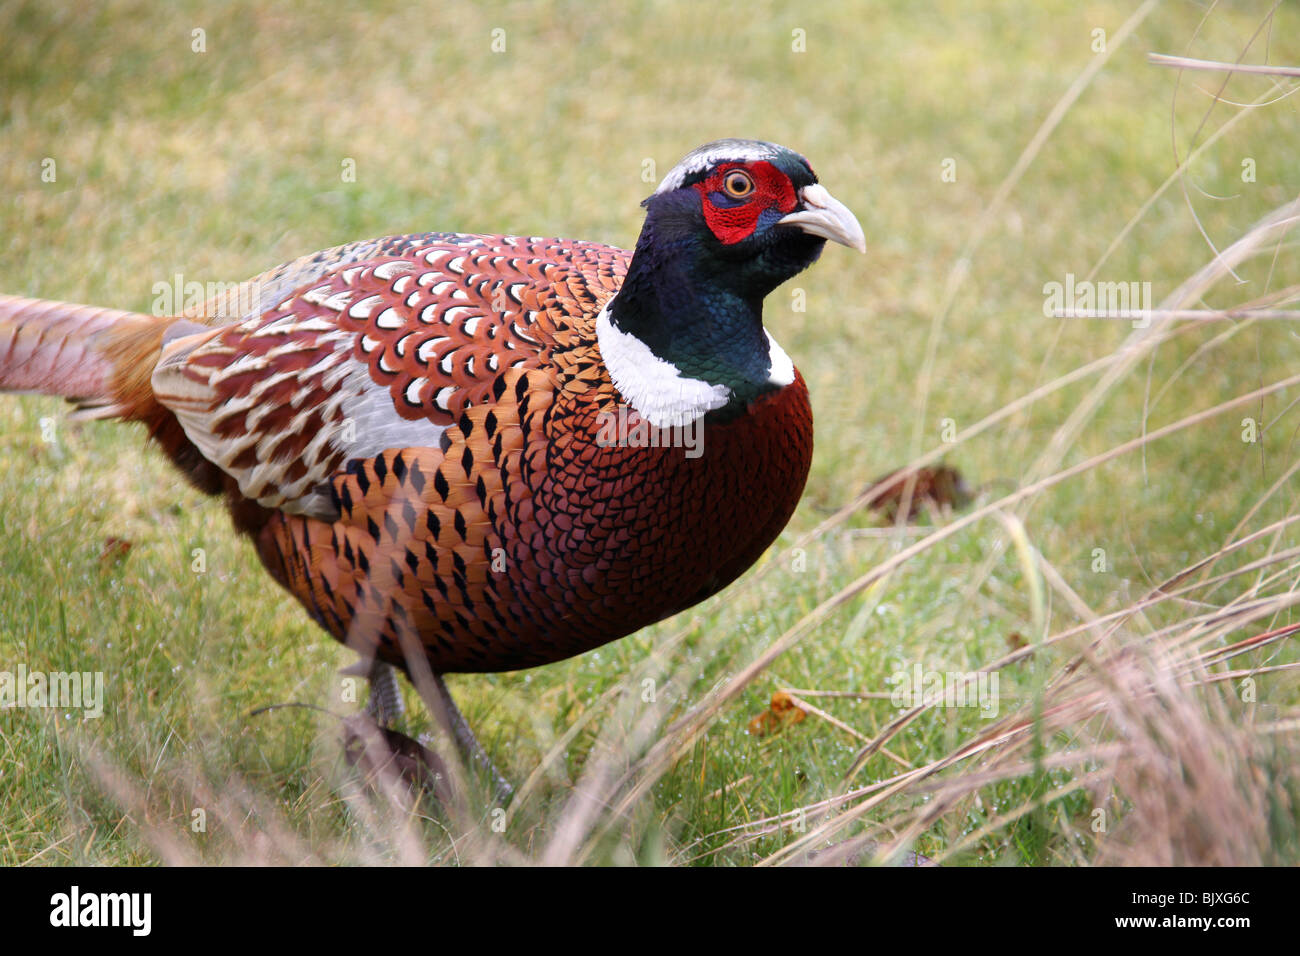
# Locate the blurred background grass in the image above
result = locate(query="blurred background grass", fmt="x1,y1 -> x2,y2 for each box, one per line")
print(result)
1,0 -> 1299,864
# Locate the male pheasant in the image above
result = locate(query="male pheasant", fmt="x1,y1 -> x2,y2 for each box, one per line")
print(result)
0,139 -> 864,785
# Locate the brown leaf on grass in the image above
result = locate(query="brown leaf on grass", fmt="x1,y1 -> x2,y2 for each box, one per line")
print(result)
747,690 -> 808,736
865,465 -> 972,522
98,536 -> 132,567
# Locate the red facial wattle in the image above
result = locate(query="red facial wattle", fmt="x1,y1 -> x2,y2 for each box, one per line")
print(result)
693,160 -> 800,245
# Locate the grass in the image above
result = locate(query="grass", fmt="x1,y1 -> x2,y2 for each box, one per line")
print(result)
2,0 -> 1300,865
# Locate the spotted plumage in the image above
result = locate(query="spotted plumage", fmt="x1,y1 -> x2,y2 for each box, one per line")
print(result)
0,139 -> 864,768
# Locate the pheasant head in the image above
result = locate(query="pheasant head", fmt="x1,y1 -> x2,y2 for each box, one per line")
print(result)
598,138 -> 864,427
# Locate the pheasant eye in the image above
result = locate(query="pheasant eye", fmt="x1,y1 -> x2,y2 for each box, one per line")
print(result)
722,170 -> 754,198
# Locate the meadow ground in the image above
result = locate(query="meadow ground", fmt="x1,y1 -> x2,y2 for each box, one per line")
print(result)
1,0 -> 1299,865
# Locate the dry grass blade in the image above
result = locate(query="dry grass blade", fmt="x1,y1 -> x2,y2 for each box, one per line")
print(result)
1149,52 -> 1300,77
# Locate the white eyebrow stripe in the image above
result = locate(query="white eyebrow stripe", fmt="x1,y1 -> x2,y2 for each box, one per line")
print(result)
653,140 -> 786,195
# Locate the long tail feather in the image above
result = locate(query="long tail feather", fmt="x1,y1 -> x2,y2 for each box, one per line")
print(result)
0,293 -> 169,420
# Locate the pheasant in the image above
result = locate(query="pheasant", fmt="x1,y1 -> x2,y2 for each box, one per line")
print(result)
0,139 -> 864,789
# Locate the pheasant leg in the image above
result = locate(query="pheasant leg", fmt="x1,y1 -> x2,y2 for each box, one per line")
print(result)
364,659 -> 406,726
425,673 -> 514,803
362,660 -> 512,802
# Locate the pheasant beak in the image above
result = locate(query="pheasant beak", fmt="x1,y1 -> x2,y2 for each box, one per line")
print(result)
778,183 -> 866,253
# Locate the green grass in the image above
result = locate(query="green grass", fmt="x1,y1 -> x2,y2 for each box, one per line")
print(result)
2,0 -> 1300,865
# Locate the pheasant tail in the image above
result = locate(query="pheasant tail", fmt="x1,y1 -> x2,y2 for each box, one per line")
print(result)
0,293 -> 171,422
